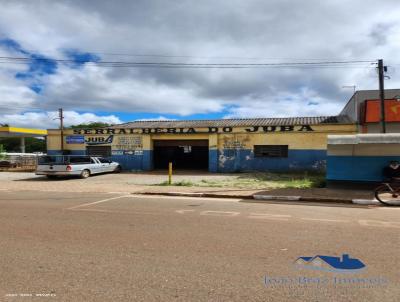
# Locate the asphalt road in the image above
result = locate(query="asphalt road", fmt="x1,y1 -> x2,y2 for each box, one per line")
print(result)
0,190 -> 399,302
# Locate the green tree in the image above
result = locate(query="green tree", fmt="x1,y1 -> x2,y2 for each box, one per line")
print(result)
0,144 -> 5,159
0,138 -> 46,153
69,122 -> 112,129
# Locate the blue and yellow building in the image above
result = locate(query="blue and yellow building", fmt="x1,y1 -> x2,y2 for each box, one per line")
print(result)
46,116 -> 355,172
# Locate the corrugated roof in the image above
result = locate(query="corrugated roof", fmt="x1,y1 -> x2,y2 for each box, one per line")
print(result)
115,115 -> 352,129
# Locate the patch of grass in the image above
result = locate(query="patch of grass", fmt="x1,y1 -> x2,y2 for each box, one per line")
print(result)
156,180 -> 195,187
154,172 -> 326,189
196,172 -> 325,189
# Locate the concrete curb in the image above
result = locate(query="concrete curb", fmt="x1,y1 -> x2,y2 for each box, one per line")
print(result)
139,191 -> 253,199
253,195 -> 354,204
139,192 -> 379,205
253,195 -> 301,201
352,199 -> 380,205
141,192 -> 204,197
300,197 -> 353,204
202,193 -> 254,199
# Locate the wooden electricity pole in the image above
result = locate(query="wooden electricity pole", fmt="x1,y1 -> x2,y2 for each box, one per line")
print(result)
378,59 -> 386,133
59,108 -> 64,153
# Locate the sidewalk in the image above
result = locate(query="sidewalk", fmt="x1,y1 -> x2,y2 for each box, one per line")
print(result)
0,171 -> 376,204
138,186 -> 375,203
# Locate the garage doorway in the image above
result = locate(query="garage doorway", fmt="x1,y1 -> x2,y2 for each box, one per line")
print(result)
86,146 -> 112,158
153,140 -> 208,170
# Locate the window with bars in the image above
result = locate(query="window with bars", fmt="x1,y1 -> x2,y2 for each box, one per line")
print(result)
254,145 -> 288,158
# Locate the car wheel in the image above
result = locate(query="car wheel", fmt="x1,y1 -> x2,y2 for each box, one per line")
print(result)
80,169 -> 90,179
114,165 -> 122,173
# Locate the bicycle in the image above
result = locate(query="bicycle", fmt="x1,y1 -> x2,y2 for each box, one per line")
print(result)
374,182 -> 400,206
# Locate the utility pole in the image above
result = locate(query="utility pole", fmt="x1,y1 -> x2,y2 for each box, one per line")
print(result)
378,59 -> 386,133
59,108 -> 64,153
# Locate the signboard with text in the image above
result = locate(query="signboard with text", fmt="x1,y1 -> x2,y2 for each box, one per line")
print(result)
72,125 -> 315,135
364,99 -> 400,123
66,135 -> 85,144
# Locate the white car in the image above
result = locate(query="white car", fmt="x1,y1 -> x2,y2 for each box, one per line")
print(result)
36,155 -> 121,179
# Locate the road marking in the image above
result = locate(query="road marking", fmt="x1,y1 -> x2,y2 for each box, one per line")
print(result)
200,210 -> 240,217
301,218 -> 349,223
176,209 -> 196,214
248,213 -> 291,221
358,220 -> 400,228
66,195 -> 131,210
71,208 -> 163,216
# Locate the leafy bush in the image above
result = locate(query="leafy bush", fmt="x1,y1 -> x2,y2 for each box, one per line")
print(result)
0,144 -> 6,160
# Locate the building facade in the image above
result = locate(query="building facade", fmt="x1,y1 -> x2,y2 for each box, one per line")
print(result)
340,89 -> 400,133
327,134 -> 400,183
327,89 -> 400,184
47,116 -> 355,172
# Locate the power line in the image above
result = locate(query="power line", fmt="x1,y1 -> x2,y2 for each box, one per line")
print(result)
0,105 -> 52,111
0,56 -> 376,69
83,52 -> 378,62
6,47 -> 378,62
0,55 -> 374,64
0,62 -> 375,69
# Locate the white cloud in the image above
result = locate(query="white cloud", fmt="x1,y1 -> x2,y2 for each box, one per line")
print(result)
0,111 -> 122,128
135,116 -> 176,121
224,88 -> 344,118
37,64 -> 224,115
0,46 -> 37,114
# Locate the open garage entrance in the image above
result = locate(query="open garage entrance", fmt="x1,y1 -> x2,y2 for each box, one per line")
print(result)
153,140 -> 209,170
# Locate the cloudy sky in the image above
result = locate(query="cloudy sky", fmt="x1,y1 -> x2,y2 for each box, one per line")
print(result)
0,0 -> 399,128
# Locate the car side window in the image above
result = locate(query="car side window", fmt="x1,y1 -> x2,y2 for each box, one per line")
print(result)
98,158 -> 109,163
90,158 -> 97,164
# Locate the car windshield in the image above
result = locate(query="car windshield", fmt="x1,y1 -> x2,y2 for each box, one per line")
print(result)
38,156 -> 63,164
98,158 -> 111,163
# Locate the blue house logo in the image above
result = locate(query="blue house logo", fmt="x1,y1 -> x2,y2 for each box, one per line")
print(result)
295,254 -> 366,273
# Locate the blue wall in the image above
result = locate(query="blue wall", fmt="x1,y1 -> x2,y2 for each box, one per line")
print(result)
47,149 -> 326,173
217,149 -> 326,173
327,156 -> 400,182
110,150 -> 152,171
209,149 -> 218,172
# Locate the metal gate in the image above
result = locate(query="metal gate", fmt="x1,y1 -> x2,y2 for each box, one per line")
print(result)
153,139 -> 209,170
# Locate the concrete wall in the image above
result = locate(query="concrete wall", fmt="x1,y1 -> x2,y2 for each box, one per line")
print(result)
47,124 -> 356,172
327,134 -> 400,182
361,123 -> 400,133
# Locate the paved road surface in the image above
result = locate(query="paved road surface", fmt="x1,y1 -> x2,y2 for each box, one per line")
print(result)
0,190 -> 399,301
